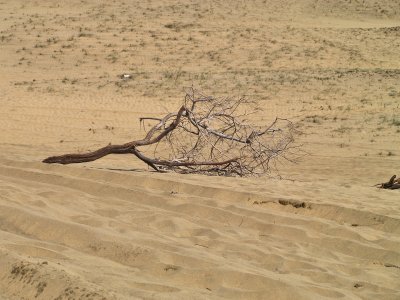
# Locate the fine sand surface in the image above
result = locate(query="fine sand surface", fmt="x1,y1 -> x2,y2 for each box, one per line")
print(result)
0,1 -> 399,299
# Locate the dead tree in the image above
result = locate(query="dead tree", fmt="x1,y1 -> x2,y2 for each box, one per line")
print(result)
43,88 -> 297,176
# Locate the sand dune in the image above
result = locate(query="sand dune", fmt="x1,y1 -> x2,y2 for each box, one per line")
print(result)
0,0 -> 399,299
0,159 -> 399,299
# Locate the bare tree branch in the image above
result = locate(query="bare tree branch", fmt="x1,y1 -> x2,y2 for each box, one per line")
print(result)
43,88 -> 298,176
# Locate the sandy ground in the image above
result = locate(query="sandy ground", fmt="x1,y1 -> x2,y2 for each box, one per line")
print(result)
0,0 -> 399,299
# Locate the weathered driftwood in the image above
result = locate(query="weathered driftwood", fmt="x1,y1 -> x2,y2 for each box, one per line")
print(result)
374,175 -> 400,189
43,88 -> 297,176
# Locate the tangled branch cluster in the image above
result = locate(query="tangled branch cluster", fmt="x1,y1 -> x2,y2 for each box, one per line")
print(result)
43,88 -> 298,176
144,88 -> 297,175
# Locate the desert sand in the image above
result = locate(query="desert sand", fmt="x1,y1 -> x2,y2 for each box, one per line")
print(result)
0,0 -> 399,299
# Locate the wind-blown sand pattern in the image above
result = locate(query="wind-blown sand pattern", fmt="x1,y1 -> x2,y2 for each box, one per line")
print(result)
0,1 -> 399,299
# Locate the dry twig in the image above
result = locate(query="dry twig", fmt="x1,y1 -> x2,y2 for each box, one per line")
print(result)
374,175 -> 400,189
